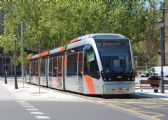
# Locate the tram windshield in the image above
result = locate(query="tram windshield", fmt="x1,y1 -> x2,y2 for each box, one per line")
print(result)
95,40 -> 132,74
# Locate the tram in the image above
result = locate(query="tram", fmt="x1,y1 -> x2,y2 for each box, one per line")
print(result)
26,33 -> 135,95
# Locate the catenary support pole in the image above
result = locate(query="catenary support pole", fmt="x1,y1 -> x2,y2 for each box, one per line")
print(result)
21,21 -> 24,87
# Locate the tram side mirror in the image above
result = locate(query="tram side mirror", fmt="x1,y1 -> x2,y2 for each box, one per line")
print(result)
92,71 -> 100,79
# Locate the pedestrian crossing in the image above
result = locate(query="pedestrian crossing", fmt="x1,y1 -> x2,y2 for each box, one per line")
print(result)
17,100 -> 51,120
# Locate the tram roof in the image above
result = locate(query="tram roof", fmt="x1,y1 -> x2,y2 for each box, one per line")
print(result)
32,54 -> 40,59
27,54 -> 33,60
69,33 -> 127,44
80,33 -> 126,39
27,33 -> 128,60
49,46 -> 65,55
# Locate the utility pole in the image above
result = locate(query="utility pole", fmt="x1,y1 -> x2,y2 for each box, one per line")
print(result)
13,35 -> 18,89
159,19 -> 164,93
4,46 -> 7,84
38,39 -> 41,94
162,1 -> 167,66
21,21 -> 24,87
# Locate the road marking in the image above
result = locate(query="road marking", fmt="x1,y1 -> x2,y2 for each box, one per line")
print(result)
153,114 -> 165,119
142,105 -> 163,109
26,108 -> 39,111
122,101 -> 154,104
17,101 -> 32,106
96,101 -> 158,120
30,112 -> 44,115
17,100 -> 27,103
17,101 -> 51,119
19,103 -> 31,106
22,105 -> 35,108
131,108 -> 142,110
35,116 -> 50,119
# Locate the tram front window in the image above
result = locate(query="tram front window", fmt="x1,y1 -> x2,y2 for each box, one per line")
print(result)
96,40 -> 133,76
101,55 -> 131,73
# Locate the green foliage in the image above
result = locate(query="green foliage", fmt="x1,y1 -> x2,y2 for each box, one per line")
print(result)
0,0 -> 161,66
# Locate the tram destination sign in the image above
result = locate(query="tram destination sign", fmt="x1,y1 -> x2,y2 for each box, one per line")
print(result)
96,41 -> 127,47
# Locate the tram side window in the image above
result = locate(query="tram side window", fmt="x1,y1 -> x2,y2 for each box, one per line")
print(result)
34,61 -> 37,76
78,52 -> 83,77
84,46 -> 100,79
49,58 -> 52,77
58,57 -> 62,77
26,63 -> 29,75
31,62 -> 35,76
52,57 -> 58,77
41,59 -> 45,76
67,53 -> 77,75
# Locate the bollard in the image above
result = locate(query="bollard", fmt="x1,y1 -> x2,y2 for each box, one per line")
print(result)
154,88 -> 158,93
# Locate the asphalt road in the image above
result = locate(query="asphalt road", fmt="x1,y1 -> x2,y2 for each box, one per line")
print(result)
0,81 -> 146,120
0,101 -> 36,120
1,78 -> 168,120
71,93 -> 168,120
0,100 -> 147,120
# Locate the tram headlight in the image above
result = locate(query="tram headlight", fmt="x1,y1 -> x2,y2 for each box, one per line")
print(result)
101,70 -> 111,81
130,69 -> 136,76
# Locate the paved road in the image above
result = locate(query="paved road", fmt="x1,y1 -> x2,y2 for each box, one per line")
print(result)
0,80 -> 147,120
78,95 -> 168,120
0,101 -> 36,120
1,78 -> 168,120
0,100 -> 147,120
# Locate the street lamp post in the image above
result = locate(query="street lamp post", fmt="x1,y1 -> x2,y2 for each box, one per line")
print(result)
13,35 -> 18,89
4,46 -> 7,84
21,21 -> 24,88
161,1 -> 167,66
159,19 -> 164,93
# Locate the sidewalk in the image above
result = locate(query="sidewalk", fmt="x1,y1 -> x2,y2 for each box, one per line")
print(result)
0,77 -> 168,101
135,89 -> 168,100
0,77 -> 85,102
135,77 -> 168,100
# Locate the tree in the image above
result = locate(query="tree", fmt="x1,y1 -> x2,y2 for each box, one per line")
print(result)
0,0 -> 162,67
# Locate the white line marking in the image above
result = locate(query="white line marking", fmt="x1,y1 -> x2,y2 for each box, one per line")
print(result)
30,112 -> 44,115
17,101 -> 27,103
19,103 -> 31,106
35,116 -> 50,119
17,101 -> 51,119
22,105 -> 35,108
26,108 -> 39,111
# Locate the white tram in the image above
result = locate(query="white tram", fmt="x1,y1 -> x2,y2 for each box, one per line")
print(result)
26,33 -> 135,95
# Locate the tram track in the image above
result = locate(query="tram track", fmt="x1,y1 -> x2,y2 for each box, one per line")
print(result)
60,91 -> 168,120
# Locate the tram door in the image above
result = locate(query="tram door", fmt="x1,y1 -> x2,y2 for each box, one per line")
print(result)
40,58 -> 48,86
57,56 -> 63,89
30,61 -> 35,84
78,52 -> 83,93
27,63 -> 31,83
66,53 -> 78,91
66,49 -> 83,93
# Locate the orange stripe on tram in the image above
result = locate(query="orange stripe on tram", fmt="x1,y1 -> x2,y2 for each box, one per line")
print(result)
60,46 -> 65,52
40,51 -> 49,57
84,75 -> 95,94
